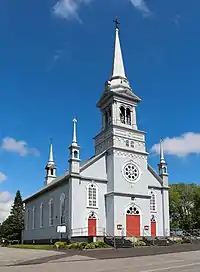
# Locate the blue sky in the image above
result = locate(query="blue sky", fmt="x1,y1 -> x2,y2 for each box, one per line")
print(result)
1,0 -> 200,220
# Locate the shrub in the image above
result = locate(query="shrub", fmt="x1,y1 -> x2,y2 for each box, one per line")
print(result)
133,239 -> 146,247
84,242 -> 96,249
54,241 -> 108,250
54,241 -> 67,249
94,241 -> 108,248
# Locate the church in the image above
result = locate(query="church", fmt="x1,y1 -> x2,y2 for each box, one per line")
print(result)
22,21 -> 170,244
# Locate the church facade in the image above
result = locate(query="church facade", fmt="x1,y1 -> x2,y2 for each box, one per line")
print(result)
22,23 -> 170,243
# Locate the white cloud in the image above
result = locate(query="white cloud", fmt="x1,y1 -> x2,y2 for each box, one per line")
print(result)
53,0 -> 152,21
1,137 -> 40,157
151,132 -> 200,158
129,0 -> 152,17
53,0 -> 93,21
0,191 -> 13,223
0,172 -> 7,184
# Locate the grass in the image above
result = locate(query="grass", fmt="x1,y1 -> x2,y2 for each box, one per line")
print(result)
8,244 -> 55,250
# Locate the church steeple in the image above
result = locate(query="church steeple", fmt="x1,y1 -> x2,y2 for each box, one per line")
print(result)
45,139 -> 56,185
95,20 -> 143,155
69,118 -> 80,175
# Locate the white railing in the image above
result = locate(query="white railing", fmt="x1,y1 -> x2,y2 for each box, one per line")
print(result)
70,227 -> 105,237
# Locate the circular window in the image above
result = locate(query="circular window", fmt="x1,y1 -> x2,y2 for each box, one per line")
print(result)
122,162 -> 140,183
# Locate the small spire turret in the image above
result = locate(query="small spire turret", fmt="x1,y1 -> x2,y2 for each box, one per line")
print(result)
69,117 -> 80,175
45,139 -> 56,185
158,139 -> 168,178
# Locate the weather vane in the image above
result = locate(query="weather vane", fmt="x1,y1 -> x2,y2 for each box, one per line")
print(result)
113,17 -> 120,29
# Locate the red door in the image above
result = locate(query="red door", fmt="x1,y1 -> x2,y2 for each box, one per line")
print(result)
151,221 -> 156,237
88,219 -> 96,236
126,215 -> 140,237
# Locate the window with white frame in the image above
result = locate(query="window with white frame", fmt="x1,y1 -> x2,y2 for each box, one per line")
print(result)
40,203 -> 44,228
25,209 -> 30,230
49,198 -> 54,226
87,183 -> 98,208
60,193 -> 66,225
32,206 -> 36,229
150,191 -> 156,212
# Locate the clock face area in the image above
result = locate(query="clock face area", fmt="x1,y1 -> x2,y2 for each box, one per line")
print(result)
122,161 -> 141,183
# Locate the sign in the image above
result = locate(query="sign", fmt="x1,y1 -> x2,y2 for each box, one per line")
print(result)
117,224 -> 122,230
144,225 -> 149,231
57,225 -> 66,233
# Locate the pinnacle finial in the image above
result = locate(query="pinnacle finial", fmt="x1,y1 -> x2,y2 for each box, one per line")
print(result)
160,139 -> 165,164
48,138 -> 54,162
113,17 -> 120,30
72,117 -> 78,145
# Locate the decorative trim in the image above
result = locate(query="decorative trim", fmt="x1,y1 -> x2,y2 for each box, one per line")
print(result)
105,192 -> 151,199
80,176 -> 107,183
148,185 -> 169,190
113,149 -> 148,160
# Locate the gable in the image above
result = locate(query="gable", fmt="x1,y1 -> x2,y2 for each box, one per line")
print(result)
81,152 -> 107,180
147,164 -> 163,187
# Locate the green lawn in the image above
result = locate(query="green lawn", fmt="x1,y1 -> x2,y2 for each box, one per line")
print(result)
8,244 -> 55,250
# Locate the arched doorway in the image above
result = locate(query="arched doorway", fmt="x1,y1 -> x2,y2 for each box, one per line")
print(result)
151,215 -> 156,237
88,212 -> 97,236
126,205 -> 141,237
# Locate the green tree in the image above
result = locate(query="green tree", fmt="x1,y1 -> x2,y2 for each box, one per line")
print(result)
169,183 -> 199,231
0,190 -> 24,241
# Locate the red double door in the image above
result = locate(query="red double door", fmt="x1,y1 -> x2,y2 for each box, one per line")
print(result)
88,218 -> 96,236
126,215 -> 140,237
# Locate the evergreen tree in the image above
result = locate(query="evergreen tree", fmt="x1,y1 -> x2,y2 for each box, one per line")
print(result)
1,190 -> 24,241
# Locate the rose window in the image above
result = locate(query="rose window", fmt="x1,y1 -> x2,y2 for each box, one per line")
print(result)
123,163 -> 140,182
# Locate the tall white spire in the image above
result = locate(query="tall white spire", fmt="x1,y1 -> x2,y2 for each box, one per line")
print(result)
111,18 -> 126,79
160,139 -> 166,164
72,117 -> 77,146
48,139 -> 54,163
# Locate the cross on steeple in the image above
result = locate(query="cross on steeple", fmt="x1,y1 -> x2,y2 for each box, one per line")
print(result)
113,17 -> 120,29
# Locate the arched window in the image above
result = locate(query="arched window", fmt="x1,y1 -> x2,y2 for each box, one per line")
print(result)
105,111 -> 108,128
74,150 -> 78,159
126,140 -> 129,147
126,108 -> 131,125
120,106 -> 125,124
87,183 -> 98,208
32,206 -> 36,229
60,193 -> 66,225
150,191 -> 156,212
25,209 -> 29,230
50,169 -> 54,176
49,198 -> 54,226
130,141 -> 134,148
40,203 -> 44,228
108,108 -> 112,125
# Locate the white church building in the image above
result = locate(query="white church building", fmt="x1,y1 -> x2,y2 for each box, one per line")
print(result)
22,21 -> 170,244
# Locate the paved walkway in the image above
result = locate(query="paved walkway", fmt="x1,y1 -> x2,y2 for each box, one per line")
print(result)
0,247 -> 64,267
1,247 -> 200,271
